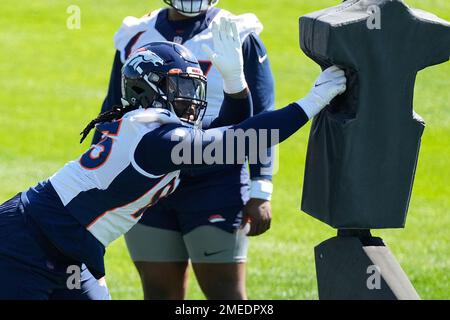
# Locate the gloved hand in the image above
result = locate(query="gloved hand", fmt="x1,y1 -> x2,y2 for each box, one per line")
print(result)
202,17 -> 247,94
297,65 -> 347,119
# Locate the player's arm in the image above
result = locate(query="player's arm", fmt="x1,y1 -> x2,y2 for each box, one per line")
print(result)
134,66 -> 347,175
208,33 -> 276,130
92,51 -> 124,145
204,18 -> 254,128
242,33 -> 276,185
202,18 -> 260,128
240,32 -> 276,235
209,89 -> 253,127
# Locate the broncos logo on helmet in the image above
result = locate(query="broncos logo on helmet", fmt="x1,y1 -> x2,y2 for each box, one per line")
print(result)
128,50 -> 165,75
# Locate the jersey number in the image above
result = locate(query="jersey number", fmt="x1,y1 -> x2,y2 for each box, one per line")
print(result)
131,177 -> 179,219
80,120 -> 122,170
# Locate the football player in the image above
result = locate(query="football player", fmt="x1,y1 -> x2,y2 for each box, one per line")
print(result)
0,19 -> 346,299
95,0 -> 276,300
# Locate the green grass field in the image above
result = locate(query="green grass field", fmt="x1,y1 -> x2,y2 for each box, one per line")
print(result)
0,0 -> 448,300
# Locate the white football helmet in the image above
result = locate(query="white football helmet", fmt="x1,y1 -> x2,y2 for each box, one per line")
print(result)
163,0 -> 219,17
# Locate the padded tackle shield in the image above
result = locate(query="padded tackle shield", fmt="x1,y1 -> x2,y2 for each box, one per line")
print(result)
299,0 -> 450,229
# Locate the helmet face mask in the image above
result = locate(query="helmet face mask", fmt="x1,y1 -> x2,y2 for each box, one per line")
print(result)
166,73 -> 207,125
163,0 -> 219,17
122,42 -> 208,127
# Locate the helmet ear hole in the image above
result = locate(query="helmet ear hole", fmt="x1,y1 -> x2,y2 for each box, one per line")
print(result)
128,86 -> 145,107
132,86 -> 145,95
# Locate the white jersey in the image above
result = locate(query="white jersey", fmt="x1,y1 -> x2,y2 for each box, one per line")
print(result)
49,109 -> 181,246
113,8 -> 263,119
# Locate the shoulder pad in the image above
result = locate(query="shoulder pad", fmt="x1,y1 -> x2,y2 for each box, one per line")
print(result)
114,10 -> 162,62
127,108 -> 182,125
233,13 -> 263,37
213,10 -> 263,39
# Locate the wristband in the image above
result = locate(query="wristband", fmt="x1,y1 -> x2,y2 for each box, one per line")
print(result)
249,180 -> 273,201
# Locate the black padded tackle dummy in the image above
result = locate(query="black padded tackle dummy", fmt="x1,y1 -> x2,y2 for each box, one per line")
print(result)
300,0 -> 449,229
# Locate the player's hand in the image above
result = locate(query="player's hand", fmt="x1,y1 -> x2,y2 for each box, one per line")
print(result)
201,17 -> 247,94
241,198 -> 272,237
297,65 -> 347,119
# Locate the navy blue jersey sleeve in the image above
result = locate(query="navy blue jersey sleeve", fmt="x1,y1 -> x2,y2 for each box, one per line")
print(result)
242,33 -> 276,181
92,51 -> 124,145
134,102 -> 309,176
208,91 -> 253,128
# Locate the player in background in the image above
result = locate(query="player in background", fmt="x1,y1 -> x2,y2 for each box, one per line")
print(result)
95,0 -> 276,300
0,21 -> 245,299
0,18 -> 346,299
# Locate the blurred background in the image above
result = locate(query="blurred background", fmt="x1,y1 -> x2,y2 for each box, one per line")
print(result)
0,0 -> 448,299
